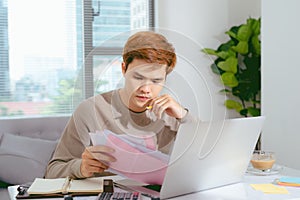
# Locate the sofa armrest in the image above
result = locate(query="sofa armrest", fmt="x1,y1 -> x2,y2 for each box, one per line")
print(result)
0,188 -> 10,200
0,116 -> 69,185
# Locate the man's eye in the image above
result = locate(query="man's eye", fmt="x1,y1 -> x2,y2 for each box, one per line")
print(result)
152,78 -> 164,83
134,76 -> 143,80
152,79 -> 163,84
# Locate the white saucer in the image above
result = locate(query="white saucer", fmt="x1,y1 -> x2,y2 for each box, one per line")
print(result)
246,165 -> 283,176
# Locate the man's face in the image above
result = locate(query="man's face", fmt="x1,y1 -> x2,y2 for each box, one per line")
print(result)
121,59 -> 167,112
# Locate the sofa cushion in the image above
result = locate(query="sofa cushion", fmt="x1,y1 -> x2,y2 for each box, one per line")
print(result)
0,188 -> 10,200
0,133 -> 57,185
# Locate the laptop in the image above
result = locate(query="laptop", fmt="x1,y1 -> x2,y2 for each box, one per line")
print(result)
116,116 -> 265,199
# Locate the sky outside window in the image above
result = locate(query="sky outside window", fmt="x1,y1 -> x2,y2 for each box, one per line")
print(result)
8,0 -> 76,81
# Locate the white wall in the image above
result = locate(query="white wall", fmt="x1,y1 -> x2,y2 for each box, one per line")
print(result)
262,0 -> 300,169
154,0 -> 300,170
155,0 -> 260,120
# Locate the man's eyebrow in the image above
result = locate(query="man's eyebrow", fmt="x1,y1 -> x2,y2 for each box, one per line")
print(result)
133,71 -> 165,81
133,72 -> 145,77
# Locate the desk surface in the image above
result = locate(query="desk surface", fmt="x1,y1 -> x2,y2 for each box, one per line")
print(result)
8,166 -> 300,200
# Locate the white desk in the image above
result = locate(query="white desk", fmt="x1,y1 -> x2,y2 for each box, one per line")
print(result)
8,166 -> 300,200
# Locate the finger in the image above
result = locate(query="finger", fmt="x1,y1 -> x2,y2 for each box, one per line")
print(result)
88,166 -> 106,174
152,94 -> 170,107
151,97 -> 169,119
87,145 -> 115,154
92,152 -> 117,163
82,162 -> 107,174
151,95 -> 170,118
81,158 -> 108,177
151,94 -> 169,104
83,147 -> 116,162
156,98 -> 171,119
86,159 -> 109,170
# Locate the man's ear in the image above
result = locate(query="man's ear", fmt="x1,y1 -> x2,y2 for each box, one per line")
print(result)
121,62 -> 126,75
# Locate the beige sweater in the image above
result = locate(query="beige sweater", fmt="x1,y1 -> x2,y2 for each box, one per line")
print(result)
45,90 -> 191,179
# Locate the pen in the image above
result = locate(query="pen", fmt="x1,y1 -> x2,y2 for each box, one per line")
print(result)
62,176 -> 71,195
146,106 -> 152,110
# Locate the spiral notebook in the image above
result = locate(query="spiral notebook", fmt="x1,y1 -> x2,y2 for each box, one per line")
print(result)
16,177 -> 103,199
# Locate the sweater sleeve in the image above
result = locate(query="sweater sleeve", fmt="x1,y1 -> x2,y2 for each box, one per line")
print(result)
45,113 -> 89,179
177,109 -> 196,124
45,100 -> 96,179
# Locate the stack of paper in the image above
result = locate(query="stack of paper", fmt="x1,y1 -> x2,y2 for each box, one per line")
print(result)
89,130 -> 170,185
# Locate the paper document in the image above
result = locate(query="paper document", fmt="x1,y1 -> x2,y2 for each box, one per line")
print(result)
89,130 -> 169,185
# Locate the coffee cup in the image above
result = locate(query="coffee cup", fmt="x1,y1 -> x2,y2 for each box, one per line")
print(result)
250,150 -> 275,171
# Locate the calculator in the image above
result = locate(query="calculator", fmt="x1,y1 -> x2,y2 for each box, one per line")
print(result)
100,179 -> 141,200
97,192 -> 141,200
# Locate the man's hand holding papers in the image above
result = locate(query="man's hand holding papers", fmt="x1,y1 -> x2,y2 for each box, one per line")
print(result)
89,130 -> 169,185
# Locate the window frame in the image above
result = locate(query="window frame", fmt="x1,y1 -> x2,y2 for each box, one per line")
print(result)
82,0 -> 155,99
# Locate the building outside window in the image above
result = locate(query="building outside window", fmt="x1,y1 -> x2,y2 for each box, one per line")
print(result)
0,0 -> 154,118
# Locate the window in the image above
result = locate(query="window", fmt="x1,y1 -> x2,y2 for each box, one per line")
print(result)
0,0 -> 154,118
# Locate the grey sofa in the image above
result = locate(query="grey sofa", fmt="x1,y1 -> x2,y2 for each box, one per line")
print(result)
0,116 -> 69,199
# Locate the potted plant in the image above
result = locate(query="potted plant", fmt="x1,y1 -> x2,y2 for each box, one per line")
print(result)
202,17 -> 261,118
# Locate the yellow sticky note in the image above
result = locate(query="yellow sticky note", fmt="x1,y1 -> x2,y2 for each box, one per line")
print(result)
250,184 -> 289,194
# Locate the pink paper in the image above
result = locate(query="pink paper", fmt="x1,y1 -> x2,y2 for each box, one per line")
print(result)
106,133 -> 167,185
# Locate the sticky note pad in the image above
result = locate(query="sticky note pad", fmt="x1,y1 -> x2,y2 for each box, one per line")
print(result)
277,177 -> 300,187
279,177 -> 300,184
250,184 -> 289,194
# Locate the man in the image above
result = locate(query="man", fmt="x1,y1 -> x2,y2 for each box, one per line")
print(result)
45,31 -> 192,179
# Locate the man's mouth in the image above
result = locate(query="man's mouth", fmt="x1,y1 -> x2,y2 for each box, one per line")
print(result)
136,95 -> 151,102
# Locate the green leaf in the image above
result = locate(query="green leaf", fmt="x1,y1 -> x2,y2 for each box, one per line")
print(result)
218,40 -> 236,51
217,57 -> 238,73
252,100 -> 261,104
237,24 -> 252,41
231,41 -> 248,54
202,48 -> 218,56
216,50 -> 236,60
251,18 -> 261,35
221,72 -> 239,87
240,109 -> 248,117
248,107 -> 261,116
251,36 -> 261,55
225,99 -> 243,112
227,49 -> 237,58
216,51 -> 229,60
211,63 -> 221,74
219,88 -> 231,94
225,30 -> 237,40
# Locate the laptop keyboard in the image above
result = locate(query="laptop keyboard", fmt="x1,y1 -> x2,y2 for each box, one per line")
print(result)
97,192 -> 141,200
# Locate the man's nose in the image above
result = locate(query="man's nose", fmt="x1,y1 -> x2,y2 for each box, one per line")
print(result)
139,83 -> 151,93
